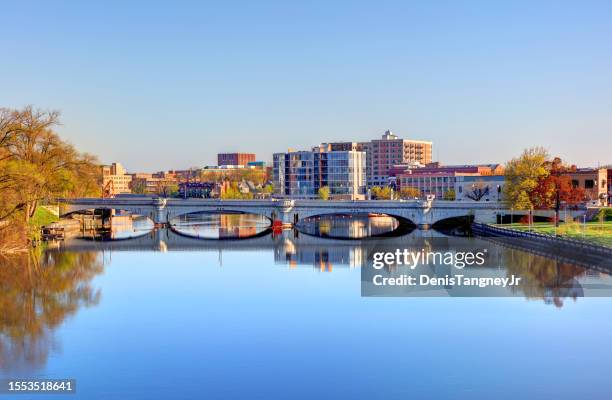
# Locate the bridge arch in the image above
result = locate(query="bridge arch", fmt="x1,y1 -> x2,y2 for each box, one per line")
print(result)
294,212 -> 416,239
168,210 -> 274,241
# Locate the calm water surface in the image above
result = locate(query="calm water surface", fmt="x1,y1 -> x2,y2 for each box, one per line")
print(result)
1,214 -> 612,399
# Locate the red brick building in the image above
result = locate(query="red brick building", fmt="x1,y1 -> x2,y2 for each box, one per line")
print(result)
217,153 -> 256,166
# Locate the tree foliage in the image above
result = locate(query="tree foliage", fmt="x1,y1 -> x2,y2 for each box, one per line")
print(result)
442,188 -> 456,201
318,186 -> 330,200
400,187 -> 421,199
220,181 -> 254,199
504,147 -> 549,210
505,149 -> 587,228
371,186 -> 392,200
0,106 -> 101,247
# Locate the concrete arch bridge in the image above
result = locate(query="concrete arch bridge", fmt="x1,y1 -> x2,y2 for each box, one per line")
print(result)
59,198 -> 586,229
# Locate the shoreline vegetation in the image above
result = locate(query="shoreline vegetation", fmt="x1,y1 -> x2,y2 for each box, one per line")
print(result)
0,106 -> 100,253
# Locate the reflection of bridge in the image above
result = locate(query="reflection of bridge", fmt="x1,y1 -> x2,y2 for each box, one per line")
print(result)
50,228 -> 448,252
47,227 -> 611,273
59,198 -> 586,228
45,228 -> 477,269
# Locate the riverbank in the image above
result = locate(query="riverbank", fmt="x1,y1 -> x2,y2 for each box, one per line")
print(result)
472,223 -> 612,270
491,221 -> 612,248
0,207 -> 60,254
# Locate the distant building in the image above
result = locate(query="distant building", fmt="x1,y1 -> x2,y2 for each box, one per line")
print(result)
178,181 -> 229,198
608,168 -> 612,206
130,174 -> 178,196
273,146 -> 366,200
455,175 -> 505,202
397,163 -> 504,200
217,153 -> 256,167
325,131 -> 432,188
566,167 -> 608,206
101,162 -> 132,195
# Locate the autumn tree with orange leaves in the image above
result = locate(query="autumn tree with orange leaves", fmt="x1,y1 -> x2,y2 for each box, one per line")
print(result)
532,157 -> 585,227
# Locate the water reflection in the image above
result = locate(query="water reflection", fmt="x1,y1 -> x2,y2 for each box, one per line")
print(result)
80,214 -> 154,240
297,214 -> 401,239
171,213 -> 271,239
3,226 -> 612,380
0,250 -> 103,373
505,252 -> 589,307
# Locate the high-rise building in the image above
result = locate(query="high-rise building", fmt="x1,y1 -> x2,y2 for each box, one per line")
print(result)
364,130 -> 433,187
217,153 -> 256,167
273,147 -> 366,200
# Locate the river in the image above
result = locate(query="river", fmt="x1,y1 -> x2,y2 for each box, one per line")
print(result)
1,213 -> 612,399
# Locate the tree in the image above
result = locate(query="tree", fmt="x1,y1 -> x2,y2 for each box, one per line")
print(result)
400,187 -> 421,199
504,147 -> 549,210
155,180 -> 178,197
371,186 -> 392,200
442,188 -> 456,201
131,180 -> 147,195
318,186 -> 330,200
262,184 -> 274,194
221,182 -> 253,199
531,157 -> 585,226
0,106 -> 101,248
465,181 -> 489,201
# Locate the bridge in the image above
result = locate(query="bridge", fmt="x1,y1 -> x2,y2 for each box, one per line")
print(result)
58,197 -> 586,228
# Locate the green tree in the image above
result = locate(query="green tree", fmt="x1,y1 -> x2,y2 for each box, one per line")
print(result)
318,186 -> 330,200
371,186 -> 392,200
504,147 -> 549,210
400,187 -> 421,199
131,180 -> 147,195
443,188 -> 456,201
0,106 -> 101,249
262,184 -> 274,194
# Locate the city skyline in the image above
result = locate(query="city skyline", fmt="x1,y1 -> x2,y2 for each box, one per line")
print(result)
3,1 -> 612,171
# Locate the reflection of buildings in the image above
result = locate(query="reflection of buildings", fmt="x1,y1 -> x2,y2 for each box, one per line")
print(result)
299,215 -> 398,239
219,214 -> 258,238
274,240 -> 365,270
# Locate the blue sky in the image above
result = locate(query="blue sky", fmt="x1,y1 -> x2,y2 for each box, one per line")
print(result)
2,0 -> 611,171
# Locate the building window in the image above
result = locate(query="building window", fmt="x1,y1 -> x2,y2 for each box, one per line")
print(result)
585,180 -> 595,189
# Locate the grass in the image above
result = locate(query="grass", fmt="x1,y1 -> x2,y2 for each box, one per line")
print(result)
493,221 -> 612,248
29,207 -> 59,228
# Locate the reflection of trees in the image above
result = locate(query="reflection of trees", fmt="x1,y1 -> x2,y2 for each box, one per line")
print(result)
503,248 -> 586,307
0,250 -> 103,372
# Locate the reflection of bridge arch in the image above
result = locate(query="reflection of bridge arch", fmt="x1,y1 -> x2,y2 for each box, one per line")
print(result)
61,204 -> 157,222
295,212 -> 416,239
168,211 -> 273,241
168,210 -> 274,224
431,215 -> 474,230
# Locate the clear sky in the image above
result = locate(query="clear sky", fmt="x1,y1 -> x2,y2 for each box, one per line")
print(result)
2,0 -> 611,172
